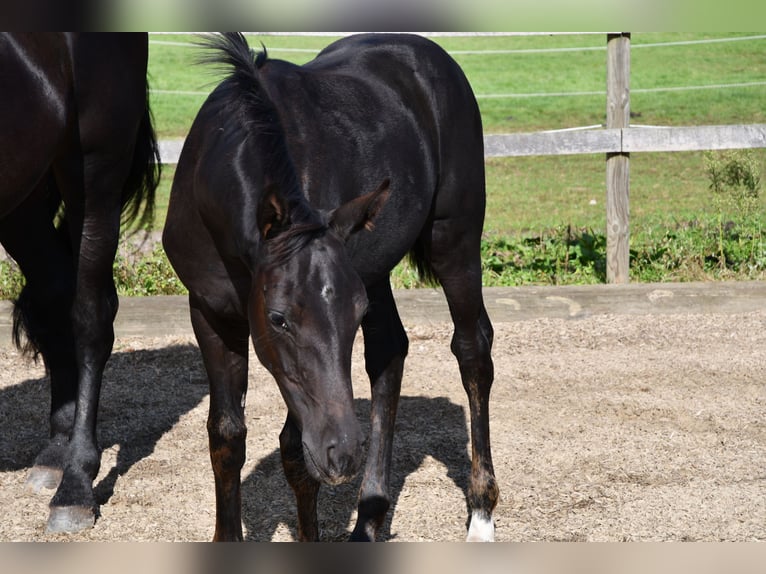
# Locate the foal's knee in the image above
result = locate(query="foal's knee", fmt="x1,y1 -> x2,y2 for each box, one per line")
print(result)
363,322 -> 408,383
279,417 -> 316,488
207,412 -> 247,470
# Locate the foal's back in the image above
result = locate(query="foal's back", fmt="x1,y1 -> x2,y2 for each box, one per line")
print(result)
255,33 -> 486,285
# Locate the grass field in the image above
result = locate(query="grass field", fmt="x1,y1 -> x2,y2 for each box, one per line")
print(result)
147,32 -> 766,232
129,32 -> 766,286
2,33 -> 764,298
148,33 -> 766,138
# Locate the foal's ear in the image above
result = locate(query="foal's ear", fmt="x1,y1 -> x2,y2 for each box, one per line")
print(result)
257,184 -> 289,240
329,179 -> 391,242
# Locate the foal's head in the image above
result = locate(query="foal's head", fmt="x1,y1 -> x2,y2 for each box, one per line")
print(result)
249,180 -> 390,485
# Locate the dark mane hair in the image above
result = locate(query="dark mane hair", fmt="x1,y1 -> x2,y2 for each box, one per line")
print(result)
263,222 -> 329,269
197,32 -> 322,233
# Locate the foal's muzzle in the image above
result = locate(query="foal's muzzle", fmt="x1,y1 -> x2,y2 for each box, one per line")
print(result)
302,420 -> 365,486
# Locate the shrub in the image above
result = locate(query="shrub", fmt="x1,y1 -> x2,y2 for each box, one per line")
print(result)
113,243 -> 187,297
0,259 -> 24,300
704,149 -> 763,273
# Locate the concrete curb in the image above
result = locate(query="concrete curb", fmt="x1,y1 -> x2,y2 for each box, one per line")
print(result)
2,281 -> 764,347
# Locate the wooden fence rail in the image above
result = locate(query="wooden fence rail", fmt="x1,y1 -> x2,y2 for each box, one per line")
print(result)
486,32 -> 766,284
161,125 -> 766,163
484,124 -> 766,157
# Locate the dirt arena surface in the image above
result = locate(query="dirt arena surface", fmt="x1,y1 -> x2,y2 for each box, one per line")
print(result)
0,284 -> 764,542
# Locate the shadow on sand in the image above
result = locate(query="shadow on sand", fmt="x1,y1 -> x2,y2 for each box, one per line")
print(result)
0,344 -> 209,508
240,395 -> 471,541
2,343 -> 471,541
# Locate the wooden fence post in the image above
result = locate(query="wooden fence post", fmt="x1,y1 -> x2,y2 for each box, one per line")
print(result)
606,33 -> 631,284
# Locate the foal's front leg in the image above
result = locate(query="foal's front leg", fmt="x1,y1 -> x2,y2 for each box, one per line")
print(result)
351,281 -> 408,541
279,414 -> 320,541
190,301 -> 250,541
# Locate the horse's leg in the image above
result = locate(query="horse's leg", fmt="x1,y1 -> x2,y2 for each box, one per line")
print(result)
45,36 -> 153,532
350,280 -> 408,542
189,296 -> 250,541
278,414 -> 320,541
0,180 -> 77,492
428,219 -> 498,542
43,160 -> 125,533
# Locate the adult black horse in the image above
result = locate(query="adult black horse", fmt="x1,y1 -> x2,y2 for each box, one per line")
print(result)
163,32 -> 497,541
0,33 -> 160,532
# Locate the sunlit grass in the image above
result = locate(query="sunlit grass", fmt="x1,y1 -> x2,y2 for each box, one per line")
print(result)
145,34 -> 766,290
148,32 -> 766,136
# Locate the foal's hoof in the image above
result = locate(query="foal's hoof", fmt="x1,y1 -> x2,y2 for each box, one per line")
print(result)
466,511 -> 495,542
26,466 -> 64,493
46,505 -> 96,533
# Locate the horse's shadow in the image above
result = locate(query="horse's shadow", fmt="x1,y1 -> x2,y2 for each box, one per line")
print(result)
0,344 -> 209,507
1,343 -> 471,541
241,395 -> 471,541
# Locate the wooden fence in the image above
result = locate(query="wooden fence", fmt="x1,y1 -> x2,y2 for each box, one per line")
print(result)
486,33 -> 766,284
486,121 -> 766,284
158,33 -> 766,284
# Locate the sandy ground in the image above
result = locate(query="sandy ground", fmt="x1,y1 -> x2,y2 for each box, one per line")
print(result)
0,292 -> 764,542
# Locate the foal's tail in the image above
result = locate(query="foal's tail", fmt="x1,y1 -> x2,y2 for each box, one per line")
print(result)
407,241 -> 441,287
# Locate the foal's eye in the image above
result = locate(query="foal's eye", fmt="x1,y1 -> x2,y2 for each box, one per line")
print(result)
268,311 -> 289,331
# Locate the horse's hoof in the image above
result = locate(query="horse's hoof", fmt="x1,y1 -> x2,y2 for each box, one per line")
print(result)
466,511 -> 495,542
46,505 -> 96,533
26,466 -> 63,493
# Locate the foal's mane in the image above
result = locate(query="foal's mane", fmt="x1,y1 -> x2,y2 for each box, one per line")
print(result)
198,33 -> 326,264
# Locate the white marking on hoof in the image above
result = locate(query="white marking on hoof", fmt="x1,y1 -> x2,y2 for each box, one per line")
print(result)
466,511 -> 495,542
47,505 -> 96,533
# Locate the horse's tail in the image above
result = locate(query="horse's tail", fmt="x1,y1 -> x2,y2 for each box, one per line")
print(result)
11,278 -> 52,360
407,241 -> 441,288
11,175 -> 72,359
120,85 -> 161,232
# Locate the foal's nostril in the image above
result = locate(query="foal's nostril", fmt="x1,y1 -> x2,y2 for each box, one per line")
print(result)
326,441 -> 359,480
326,443 -> 343,473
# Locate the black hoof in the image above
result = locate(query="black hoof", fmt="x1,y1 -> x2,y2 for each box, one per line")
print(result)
47,505 -> 96,533
26,466 -> 64,493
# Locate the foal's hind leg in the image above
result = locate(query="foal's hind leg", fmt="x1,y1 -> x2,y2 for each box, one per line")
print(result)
351,280 -> 408,541
0,182 -> 78,493
429,221 -> 498,542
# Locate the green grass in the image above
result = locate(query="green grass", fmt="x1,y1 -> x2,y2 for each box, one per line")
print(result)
147,33 -> 766,290
484,150 -> 766,236
2,34 -> 765,300
148,33 -> 766,137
